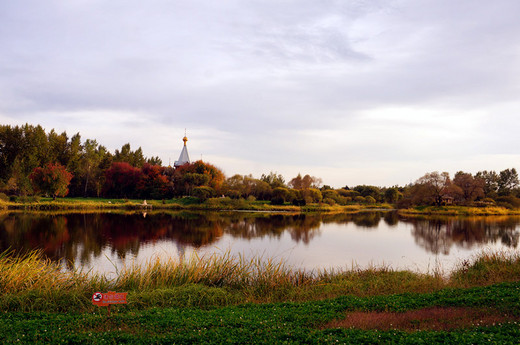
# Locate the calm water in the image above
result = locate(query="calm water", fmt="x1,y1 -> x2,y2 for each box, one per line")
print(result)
1,211 -> 519,275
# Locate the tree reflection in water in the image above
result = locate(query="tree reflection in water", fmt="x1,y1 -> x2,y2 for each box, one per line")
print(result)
403,216 -> 520,254
0,211 -> 519,268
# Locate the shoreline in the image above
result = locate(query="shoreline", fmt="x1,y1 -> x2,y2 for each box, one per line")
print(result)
3,197 -> 520,215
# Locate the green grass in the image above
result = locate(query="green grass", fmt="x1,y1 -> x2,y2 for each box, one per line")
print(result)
3,196 -> 392,213
1,282 -> 520,344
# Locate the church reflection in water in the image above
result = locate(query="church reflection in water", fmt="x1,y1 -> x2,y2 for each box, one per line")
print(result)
0,211 -> 518,269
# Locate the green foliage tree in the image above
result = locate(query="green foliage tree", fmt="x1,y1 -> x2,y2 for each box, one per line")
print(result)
498,168 -> 519,196
475,170 -> 499,198
271,187 -> 292,205
29,162 -> 73,199
260,171 -> 285,188
353,185 -> 382,202
114,143 -> 145,168
192,186 -> 216,201
383,187 -> 401,203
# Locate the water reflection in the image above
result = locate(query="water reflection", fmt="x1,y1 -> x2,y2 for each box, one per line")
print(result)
401,216 -> 520,255
0,211 -> 519,271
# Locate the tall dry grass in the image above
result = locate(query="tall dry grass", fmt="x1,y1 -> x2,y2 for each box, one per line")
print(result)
1,249 -> 519,311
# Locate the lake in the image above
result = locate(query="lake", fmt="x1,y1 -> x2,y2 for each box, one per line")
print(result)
0,210 -> 519,276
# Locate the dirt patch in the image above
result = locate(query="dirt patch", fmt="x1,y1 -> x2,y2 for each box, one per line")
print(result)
323,307 -> 519,331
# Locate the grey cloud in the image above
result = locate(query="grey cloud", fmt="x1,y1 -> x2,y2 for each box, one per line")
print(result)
1,0 -> 520,185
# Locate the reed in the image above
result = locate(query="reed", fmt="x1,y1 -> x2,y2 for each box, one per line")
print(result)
113,252 -> 314,293
1,249 -> 520,312
450,250 -> 520,287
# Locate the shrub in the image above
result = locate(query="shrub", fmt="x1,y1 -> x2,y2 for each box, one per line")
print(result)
365,196 -> 376,204
271,187 -> 292,205
396,198 -> 414,209
337,189 -> 360,198
354,196 -> 366,204
496,196 -> 520,209
192,186 -> 216,201
0,193 -> 8,202
323,197 -> 336,206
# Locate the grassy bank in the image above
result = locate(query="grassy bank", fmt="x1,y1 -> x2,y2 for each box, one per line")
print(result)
2,250 -> 520,313
2,251 -> 520,343
2,196 -> 392,213
398,205 -> 520,216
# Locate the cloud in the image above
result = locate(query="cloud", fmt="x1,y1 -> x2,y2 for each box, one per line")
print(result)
1,0 -> 520,187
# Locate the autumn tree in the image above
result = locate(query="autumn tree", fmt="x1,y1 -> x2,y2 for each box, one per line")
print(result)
452,171 -> 484,204
137,163 -> 170,199
103,162 -> 143,198
172,160 -> 225,196
412,171 -> 452,206
29,162 -> 73,199
288,173 -> 322,190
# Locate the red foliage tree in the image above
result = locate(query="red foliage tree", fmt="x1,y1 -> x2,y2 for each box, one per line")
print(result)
103,162 -> 143,198
29,162 -> 73,199
137,163 -> 170,199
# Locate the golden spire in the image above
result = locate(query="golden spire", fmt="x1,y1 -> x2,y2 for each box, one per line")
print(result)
183,129 -> 188,146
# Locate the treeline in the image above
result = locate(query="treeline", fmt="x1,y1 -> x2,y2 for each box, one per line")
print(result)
1,124 -> 519,208
0,124 -> 163,198
397,170 -> 520,209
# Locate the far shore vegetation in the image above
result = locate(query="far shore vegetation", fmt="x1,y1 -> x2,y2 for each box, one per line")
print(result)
0,124 -> 520,215
2,123 -> 520,215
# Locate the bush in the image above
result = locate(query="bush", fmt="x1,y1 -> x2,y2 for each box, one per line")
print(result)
323,197 -> 336,206
292,198 -> 306,206
365,196 -> 376,204
179,196 -> 200,205
354,196 -> 365,204
496,196 -> 520,209
192,186 -> 216,201
0,193 -> 8,202
337,189 -> 360,198
396,198 -> 414,209
271,187 -> 292,205
224,190 -> 241,199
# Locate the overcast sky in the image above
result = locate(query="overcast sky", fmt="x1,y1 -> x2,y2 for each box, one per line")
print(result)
1,0 -> 520,187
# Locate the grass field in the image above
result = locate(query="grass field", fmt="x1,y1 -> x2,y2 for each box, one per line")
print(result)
1,282 -> 519,344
